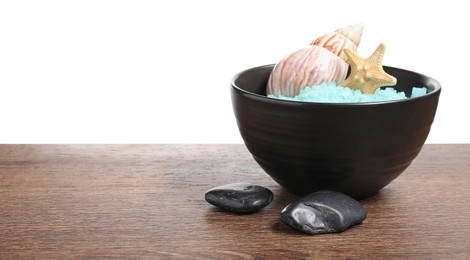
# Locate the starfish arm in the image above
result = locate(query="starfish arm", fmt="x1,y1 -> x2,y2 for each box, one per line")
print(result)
368,43 -> 386,66
343,48 -> 363,66
340,76 -> 354,87
374,70 -> 397,86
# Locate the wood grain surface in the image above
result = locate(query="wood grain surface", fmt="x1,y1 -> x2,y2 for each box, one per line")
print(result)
0,144 -> 469,259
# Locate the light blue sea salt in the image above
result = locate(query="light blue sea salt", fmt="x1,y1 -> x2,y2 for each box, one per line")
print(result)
268,82 -> 428,103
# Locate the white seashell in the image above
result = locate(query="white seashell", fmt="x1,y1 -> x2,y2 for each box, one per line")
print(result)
335,23 -> 363,46
267,45 -> 348,97
311,32 -> 357,61
312,24 -> 364,61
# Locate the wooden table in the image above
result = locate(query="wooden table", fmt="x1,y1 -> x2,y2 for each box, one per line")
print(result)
0,145 -> 469,259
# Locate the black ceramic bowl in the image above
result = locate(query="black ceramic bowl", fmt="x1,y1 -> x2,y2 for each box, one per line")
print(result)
231,64 -> 441,198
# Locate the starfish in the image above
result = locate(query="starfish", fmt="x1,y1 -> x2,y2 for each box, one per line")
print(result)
340,43 -> 397,94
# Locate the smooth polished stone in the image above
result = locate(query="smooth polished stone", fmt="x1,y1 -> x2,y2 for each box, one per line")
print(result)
280,190 -> 367,234
205,183 -> 274,213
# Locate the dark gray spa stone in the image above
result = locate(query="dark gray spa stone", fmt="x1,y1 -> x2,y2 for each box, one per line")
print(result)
205,183 -> 274,213
280,190 -> 367,235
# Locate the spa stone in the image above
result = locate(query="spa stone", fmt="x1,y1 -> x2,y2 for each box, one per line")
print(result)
280,190 -> 367,235
205,183 -> 273,213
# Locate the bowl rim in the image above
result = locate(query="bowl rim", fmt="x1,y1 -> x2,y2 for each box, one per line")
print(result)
231,64 -> 442,106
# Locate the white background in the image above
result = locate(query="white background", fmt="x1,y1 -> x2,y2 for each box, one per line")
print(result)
0,0 -> 468,143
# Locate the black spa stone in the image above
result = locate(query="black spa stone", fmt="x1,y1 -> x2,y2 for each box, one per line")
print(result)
280,190 -> 367,235
205,183 -> 274,213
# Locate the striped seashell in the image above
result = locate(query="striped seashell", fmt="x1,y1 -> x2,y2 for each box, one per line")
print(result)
336,23 -> 363,46
312,32 -> 357,60
267,45 -> 348,97
312,24 -> 363,60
